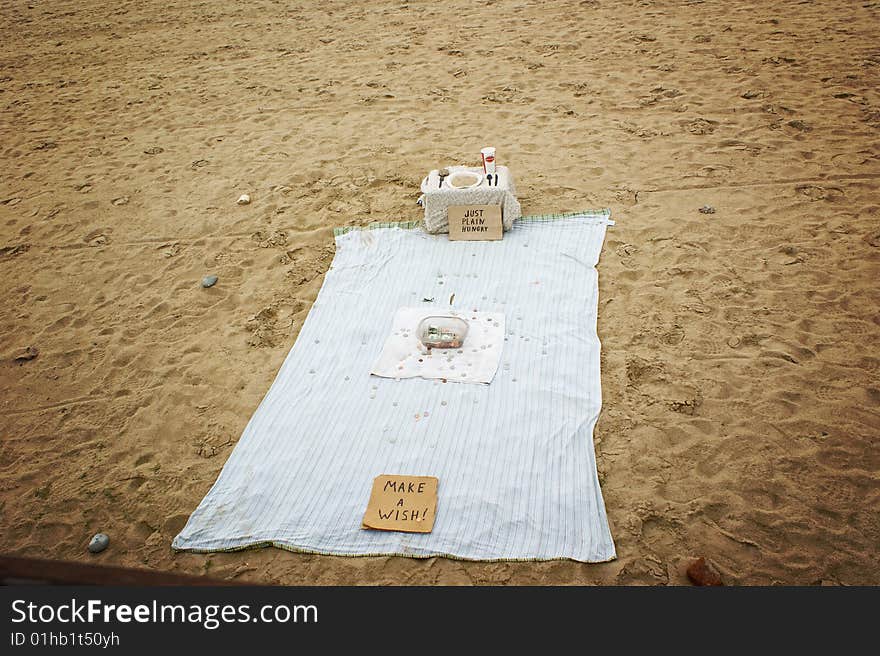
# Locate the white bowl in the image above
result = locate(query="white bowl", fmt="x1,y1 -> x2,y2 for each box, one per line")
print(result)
446,171 -> 483,189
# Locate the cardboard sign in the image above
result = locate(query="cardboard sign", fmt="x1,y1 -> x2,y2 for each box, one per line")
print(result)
448,205 -> 503,241
362,474 -> 438,533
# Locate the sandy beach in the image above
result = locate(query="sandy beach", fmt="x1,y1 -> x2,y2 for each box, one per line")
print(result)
1,0 -> 878,584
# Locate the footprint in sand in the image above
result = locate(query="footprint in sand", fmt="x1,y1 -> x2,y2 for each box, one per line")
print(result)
668,392 -> 703,415
0,243 -> 31,261
685,118 -> 718,135
157,243 -> 180,257
246,306 -> 280,348
83,228 -> 111,247
831,151 -> 873,167
163,514 -> 189,536
696,164 -> 734,178
718,139 -> 764,155
741,89 -> 768,99
75,183 -> 92,193
786,119 -> 812,132
795,184 -> 844,201
609,186 -> 640,206
762,55 -> 796,66
660,324 -> 685,346
616,559 -> 668,585
191,159 -> 209,169
832,92 -> 868,105
625,356 -> 664,386
616,243 -> 639,259
814,384 -> 845,402
728,333 -> 767,349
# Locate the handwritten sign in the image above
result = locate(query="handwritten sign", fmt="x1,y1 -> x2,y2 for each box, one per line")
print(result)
448,205 -> 503,241
362,474 -> 438,533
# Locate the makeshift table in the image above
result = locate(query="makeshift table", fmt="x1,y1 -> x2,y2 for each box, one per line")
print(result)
419,165 -> 521,234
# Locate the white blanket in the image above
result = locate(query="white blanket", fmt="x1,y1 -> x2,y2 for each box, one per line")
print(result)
173,210 -> 616,562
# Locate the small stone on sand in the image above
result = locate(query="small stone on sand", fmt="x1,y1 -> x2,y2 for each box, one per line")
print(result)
237,194 -> 251,205
14,346 -> 39,362
88,533 -> 109,554
686,557 -> 724,586
698,205 -> 716,214
201,275 -> 218,288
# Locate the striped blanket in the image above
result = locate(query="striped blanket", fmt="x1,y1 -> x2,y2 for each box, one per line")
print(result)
173,210 -> 616,562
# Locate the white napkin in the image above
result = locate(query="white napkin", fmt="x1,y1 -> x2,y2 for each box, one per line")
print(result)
371,307 -> 505,384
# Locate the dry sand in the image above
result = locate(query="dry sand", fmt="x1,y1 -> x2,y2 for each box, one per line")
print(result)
1,0 -> 878,585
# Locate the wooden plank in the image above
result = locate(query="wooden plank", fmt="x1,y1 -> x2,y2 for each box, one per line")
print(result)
0,555 -> 249,586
